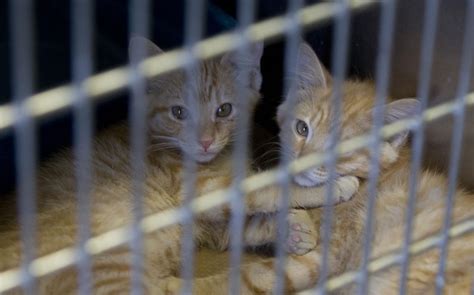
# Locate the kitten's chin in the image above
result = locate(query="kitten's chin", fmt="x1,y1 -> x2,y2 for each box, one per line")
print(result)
193,152 -> 218,163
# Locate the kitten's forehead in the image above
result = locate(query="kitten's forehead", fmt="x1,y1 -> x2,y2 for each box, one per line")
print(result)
314,82 -> 376,115
194,60 -> 233,103
151,59 -> 234,106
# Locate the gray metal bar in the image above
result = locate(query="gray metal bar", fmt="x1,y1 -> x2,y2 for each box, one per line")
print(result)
398,0 -> 440,294
0,1 -> 378,136
274,0 -> 304,294
10,0 -> 36,294
298,218 -> 474,294
128,0 -> 150,294
180,0 -> 206,293
471,275 -> 474,295
356,0 -> 397,294
71,0 -> 94,293
435,0 -> 474,293
1,91 -> 474,294
228,0 -> 256,294
316,1 -> 351,293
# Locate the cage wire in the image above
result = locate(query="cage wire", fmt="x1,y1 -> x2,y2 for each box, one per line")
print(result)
1,0 -> 474,294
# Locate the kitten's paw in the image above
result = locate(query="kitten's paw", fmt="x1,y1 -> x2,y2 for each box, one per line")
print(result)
335,176 -> 359,203
286,210 -> 318,255
160,276 -> 182,295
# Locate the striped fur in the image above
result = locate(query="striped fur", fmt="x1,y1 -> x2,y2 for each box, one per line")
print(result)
183,43 -> 474,294
0,39 -> 359,294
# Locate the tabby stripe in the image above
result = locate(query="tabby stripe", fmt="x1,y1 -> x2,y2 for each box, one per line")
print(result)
94,277 -> 129,290
93,263 -> 131,273
284,271 -> 295,292
241,270 -> 267,294
292,255 -> 318,279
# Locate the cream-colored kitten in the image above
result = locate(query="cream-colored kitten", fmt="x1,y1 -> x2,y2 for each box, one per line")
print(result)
166,43 -> 474,294
0,38 -> 358,294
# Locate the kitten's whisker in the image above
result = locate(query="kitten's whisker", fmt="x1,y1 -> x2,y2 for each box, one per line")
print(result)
253,142 -> 281,154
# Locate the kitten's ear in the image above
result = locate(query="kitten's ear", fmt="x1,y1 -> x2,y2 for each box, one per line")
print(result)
382,98 -> 421,149
128,37 -> 179,92
294,43 -> 331,91
221,42 -> 264,90
128,36 -> 164,58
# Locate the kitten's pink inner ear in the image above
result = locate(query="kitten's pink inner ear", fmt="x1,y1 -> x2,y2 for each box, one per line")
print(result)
295,42 -> 331,90
384,98 -> 421,124
382,98 -> 421,149
220,41 -> 264,68
220,42 -> 264,91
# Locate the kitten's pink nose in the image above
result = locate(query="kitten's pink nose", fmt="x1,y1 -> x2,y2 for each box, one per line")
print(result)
200,139 -> 213,152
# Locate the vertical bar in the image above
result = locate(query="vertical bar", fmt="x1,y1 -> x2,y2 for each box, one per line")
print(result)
398,0 -> 440,293
128,0 -> 150,294
435,0 -> 474,293
71,0 -> 94,293
274,0 -> 304,294
471,275 -> 474,295
180,0 -> 205,293
316,0 -> 351,293
357,1 -> 397,294
228,0 -> 256,294
9,0 -> 36,294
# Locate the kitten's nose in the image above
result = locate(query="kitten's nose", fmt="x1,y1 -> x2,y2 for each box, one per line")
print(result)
200,139 -> 213,152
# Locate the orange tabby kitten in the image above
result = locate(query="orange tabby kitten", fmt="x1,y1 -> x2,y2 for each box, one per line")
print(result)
166,43 -> 474,294
0,38 -> 358,294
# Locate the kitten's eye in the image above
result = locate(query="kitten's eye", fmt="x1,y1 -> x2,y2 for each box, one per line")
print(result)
216,103 -> 233,118
171,106 -> 188,120
295,120 -> 309,137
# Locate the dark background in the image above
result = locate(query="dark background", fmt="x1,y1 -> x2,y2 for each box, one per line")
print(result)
0,0 -> 380,196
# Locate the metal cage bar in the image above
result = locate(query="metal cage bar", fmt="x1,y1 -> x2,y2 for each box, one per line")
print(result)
357,0 -> 397,293
299,217 -> 474,294
179,0 -> 206,293
9,0 -> 37,293
273,0 -> 304,293
128,0 -> 151,294
0,1 -> 376,135
398,0 -> 441,293
71,0 -> 94,293
228,0 -> 257,293
435,0 -> 474,293
316,1 -> 351,293
0,90 -> 474,293
1,0 -> 474,293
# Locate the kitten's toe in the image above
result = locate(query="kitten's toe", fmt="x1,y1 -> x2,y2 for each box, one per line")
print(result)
160,276 -> 182,295
286,212 -> 317,255
335,176 -> 359,202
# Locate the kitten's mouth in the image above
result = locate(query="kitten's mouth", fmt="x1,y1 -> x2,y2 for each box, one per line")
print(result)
194,151 -> 219,163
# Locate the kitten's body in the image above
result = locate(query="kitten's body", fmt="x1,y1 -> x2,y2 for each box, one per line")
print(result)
0,40 -> 358,294
164,45 -> 474,294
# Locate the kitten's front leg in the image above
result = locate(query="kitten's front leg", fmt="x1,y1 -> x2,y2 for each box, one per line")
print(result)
162,248 -> 325,294
290,175 -> 360,209
243,175 -> 360,215
241,209 -> 317,255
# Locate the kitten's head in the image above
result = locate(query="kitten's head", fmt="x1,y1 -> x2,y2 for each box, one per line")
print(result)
277,43 -> 420,187
129,37 -> 263,163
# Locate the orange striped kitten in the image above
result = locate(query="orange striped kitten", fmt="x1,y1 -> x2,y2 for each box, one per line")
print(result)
167,43 -> 474,294
0,38 -> 359,294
